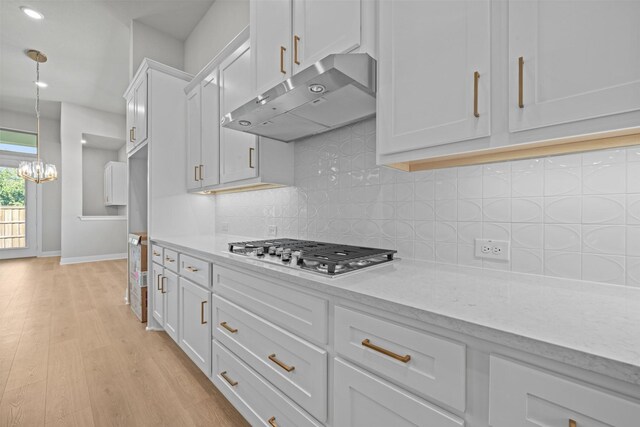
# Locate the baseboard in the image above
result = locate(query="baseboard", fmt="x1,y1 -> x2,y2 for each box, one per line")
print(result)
59,252 -> 127,265
38,250 -> 61,258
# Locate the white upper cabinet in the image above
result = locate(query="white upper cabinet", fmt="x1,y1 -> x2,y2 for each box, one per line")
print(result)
200,73 -> 221,188
377,0 -> 491,156
133,76 -> 148,145
251,0 -> 292,95
186,86 -> 202,191
104,161 -> 126,206
292,0 -> 361,72
509,0 -> 640,132
220,41 -> 259,184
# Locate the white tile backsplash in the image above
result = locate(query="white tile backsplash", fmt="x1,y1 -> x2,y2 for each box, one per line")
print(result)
216,118 -> 640,287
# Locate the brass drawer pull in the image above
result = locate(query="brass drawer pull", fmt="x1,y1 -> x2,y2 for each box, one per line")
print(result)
249,147 -> 255,169
201,301 -> 207,324
153,251 -> 160,257
185,266 -> 199,272
280,46 -> 286,74
268,354 -> 295,372
473,71 -> 480,118
161,276 -> 167,294
165,256 -> 175,263
220,371 -> 238,386
518,56 -> 524,108
156,273 -> 162,291
268,416 -> 278,427
361,339 -> 411,363
569,420 -> 576,427
294,35 -> 300,65
220,322 -> 238,333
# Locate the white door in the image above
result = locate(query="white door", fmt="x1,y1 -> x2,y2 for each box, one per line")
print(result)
251,0 -> 292,95
377,0 -> 491,155
0,160 -> 37,259
164,269 -> 179,342
200,72 -> 220,188
220,41 -> 259,184
333,359 -> 464,427
509,0 -> 640,132
133,75 -> 148,145
186,86 -> 202,191
179,278 -> 211,376
292,0 -> 361,72
151,263 -> 165,325
126,94 -> 136,151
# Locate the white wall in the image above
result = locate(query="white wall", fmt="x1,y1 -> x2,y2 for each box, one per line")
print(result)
0,108 -> 61,254
183,0 -> 249,74
60,103 -> 127,263
82,146 -> 119,216
130,20 -> 185,78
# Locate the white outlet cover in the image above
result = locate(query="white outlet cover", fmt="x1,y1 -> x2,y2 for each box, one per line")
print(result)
268,225 -> 277,237
475,238 -> 510,261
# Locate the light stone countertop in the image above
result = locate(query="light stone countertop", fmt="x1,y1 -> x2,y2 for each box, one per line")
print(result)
151,234 -> 640,386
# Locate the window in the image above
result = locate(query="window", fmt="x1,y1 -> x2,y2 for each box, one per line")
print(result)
0,128 -> 37,155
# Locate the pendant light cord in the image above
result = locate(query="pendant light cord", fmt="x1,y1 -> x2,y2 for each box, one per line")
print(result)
35,53 -> 41,170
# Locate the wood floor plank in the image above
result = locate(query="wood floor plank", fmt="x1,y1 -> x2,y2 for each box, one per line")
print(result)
0,380 -> 46,427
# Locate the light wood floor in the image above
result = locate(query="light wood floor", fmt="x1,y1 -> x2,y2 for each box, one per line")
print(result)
0,256 -> 249,427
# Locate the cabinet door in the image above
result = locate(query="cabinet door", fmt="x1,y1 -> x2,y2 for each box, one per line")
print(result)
200,72 -> 220,187
151,263 -> 164,325
126,94 -> 136,151
186,87 -> 202,190
220,41 -> 259,184
292,0 -> 361,72
104,165 -> 111,205
163,270 -> 179,343
133,75 -> 148,145
334,359 -> 464,427
179,278 -> 211,376
509,0 -> 640,132
377,0 -> 490,155
251,0 -> 292,95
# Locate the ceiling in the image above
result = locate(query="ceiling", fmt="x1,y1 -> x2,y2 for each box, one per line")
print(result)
0,0 -> 214,118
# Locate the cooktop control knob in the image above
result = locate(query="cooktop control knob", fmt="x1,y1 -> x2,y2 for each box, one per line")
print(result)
256,247 -> 264,257
268,246 -> 276,255
276,247 -> 283,257
282,248 -> 292,262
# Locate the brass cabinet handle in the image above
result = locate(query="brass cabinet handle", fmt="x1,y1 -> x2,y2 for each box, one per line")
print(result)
200,301 -> 207,324
294,35 -> 300,65
185,266 -> 199,272
161,276 -> 167,294
249,147 -> 255,169
473,71 -> 480,118
165,256 -> 175,263
157,273 -> 162,291
361,339 -> 411,363
268,354 -> 295,372
569,420 -> 576,427
268,417 -> 278,427
132,126 -> 136,141
199,164 -> 203,181
194,166 -> 199,182
220,321 -> 238,333
280,46 -> 286,74
518,56 -> 524,108
220,371 -> 238,386
153,251 -> 160,256
129,128 -> 134,143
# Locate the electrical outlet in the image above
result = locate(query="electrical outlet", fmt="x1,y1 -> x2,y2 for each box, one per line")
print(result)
474,238 -> 510,261
267,225 -> 277,237
220,222 -> 229,232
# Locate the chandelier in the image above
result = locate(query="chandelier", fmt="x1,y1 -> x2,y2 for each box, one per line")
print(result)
18,50 -> 58,183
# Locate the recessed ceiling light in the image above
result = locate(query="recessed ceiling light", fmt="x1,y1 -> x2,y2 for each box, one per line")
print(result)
20,6 -> 44,20
35,81 -> 47,88
308,84 -> 326,94
238,120 -> 251,127
81,139 -> 87,144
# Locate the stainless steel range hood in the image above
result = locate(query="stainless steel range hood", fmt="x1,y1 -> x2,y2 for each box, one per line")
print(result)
221,53 -> 376,142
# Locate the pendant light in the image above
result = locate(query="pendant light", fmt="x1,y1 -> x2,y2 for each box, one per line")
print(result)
18,49 -> 58,183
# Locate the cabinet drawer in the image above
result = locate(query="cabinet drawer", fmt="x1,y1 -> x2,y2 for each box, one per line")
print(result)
489,355 -> 640,427
151,245 -> 163,264
334,359 -> 464,427
213,265 -> 328,344
213,340 -> 322,427
162,248 -> 178,272
213,295 -> 327,421
179,253 -> 211,288
334,306 -> 466,412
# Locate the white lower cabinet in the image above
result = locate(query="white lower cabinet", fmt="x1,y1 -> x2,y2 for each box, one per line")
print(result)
151,262 -> 164,325
179,277 -> 212,377
489,355 -> 640,427
151,261 -> 178,343
213,340 -> 323,427
334,358 -> 465,427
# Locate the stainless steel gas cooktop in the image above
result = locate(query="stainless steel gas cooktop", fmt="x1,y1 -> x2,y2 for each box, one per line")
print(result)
227,238 -> 397,277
